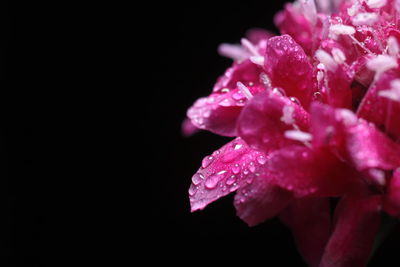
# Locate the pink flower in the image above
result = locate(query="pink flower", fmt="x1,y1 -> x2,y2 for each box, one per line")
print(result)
184,1 -> 400,266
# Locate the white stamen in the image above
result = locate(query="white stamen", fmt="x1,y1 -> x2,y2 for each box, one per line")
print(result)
237,82 -> 253,100
366,0 -> 387,9
387,36 -> 399,57
300,0 -> 317,26
241,38 -> 260,57
218,43 -> 249,61
317,63 -> 325,70
317,70 -> 324,83
352,12 -> 378,26
284,130 -> 313,142
347,1 -> 361,16
250,56 -> 265,66
315,49 -> 338,71
368,168 -> 386,186
367,55 -> 398,75
378,79 -> 400,101
331,48 -> 346,64
338,109 -> 358,126
217,170 -> 227,175
330,24 -> 356,35
348,34 -> 374,54
281,105 -> 295,125
260,72 -> 272,87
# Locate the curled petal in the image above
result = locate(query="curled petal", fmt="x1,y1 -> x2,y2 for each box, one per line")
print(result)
264,35 -> 315,107
189,138 -> 267,211
320,195 -> 382,267
384,169 -> 400,218
234,170 -> 292,226
187,60 -> 265,136
237,90 -> 310,153
280,198 -> 331,267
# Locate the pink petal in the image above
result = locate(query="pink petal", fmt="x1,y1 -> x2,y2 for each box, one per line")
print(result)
181,118 -> 200,137
237,90 -> 310,153
357,70 -> 400,142
264,35 -> 315,107
245,28 -> 274,45
234,170 -> 293,226
189,138 -> 267,212
320,195 -> 382,267
280,198 -> 331,267
274,4 -> 314,55
267,145 -> 359,198
384,169 -> 400,218
346,121 -> 400,171
187,60 -> 265,137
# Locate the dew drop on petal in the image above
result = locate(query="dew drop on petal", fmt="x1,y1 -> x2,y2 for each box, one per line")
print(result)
205,174 -> 220,189
257,155 -> 267,165
202,156 -> 214,168
232,164 -> 241,174
230,183 -> 240,192
191,173 -> 204,185
189,185 -> 198,196
249,162 -> 256,173
226,175 -> 237,185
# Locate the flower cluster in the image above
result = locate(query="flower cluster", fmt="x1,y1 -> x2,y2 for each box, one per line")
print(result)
183,0 -> 400,266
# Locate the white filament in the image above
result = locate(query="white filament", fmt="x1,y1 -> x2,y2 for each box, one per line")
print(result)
237,82 -> 253,100
330,24 -> 356,35
387,36 -> 399,57
241,38 -> 260,57
331,48 -> 346,64
284,130 -> 313,142
250,56 -> 265,66
366,0 -> 387,9
352,12 -> 378,26
315,49 -> 338,71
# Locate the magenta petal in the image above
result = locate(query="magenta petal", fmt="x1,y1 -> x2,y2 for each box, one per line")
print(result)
320,195 -> 382,267
187,60 -> 265,136
384,169 -> 400,218
181,118 -> 200,137
237,90 -> 310,153
280,198 -> 331,267
357,71 -> 400,142
267,145 -> 358,197
234,170 -> 292,226
264,35 -> 315,107
189,138 -> 267,212
346,121 -> 400,171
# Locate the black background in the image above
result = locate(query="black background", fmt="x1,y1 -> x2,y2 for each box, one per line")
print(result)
150,1 -> 400,266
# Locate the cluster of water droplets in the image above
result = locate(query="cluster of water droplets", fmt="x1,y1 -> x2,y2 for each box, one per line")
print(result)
189,139 -> 270,209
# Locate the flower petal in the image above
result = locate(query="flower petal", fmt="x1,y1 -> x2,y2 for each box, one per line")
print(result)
384,169 -> 400,218
357,70 -> 400,142
346,121 -> 400,171
189,138 -> 267,212
267,145 -> 359,198
181,118 -> 200,137
320,195 -> 382,267
280,198 -> 331,267
237,90 -> 310,153
264,35 -> 315,107
234,170 -> 292,226
187,60 -> 265,136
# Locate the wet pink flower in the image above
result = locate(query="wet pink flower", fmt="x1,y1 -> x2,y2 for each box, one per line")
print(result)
184,0 -> 400,266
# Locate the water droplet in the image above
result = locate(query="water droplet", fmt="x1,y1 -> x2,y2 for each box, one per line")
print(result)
219,98 -> 232,107
290,97 -> 301,105
233,144 -> 242,150
248,82 -> 254,86
257,155 -> 267,165
247,176 -> 254,184
232,92 -> 245,101
272,87 -> 286,96
205,174 -> 220,189
243,169 -> 249,175
221,88 -> 230,93
230,183 -> 240,192
232,164 -> 241,174
249,162 -> 256,173
192,173 -> 204,185
226,175 -> 237,185
202,156 -> 214,168
189,185 -> 198,196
